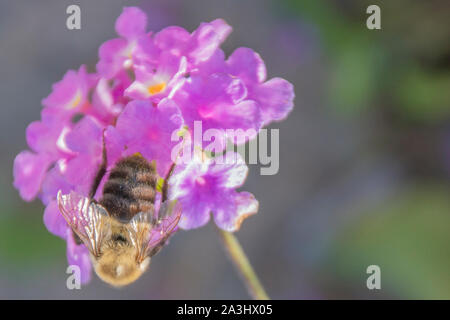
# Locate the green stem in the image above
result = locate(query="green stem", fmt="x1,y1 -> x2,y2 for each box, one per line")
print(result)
217,228 -> 270,300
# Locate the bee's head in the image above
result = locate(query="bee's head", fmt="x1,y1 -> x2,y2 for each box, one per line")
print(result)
93,246 -> 151,287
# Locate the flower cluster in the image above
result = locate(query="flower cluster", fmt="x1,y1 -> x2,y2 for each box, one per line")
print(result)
13,7 -> 294,283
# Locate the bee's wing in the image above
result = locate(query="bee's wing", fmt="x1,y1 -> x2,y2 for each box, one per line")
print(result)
57,190 -> 110,257
127,200 -> 182,262
147,200 -> 182,256
127,209 -> 155,263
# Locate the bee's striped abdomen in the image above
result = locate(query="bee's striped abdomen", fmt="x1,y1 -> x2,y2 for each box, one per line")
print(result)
100,154 -> 157,221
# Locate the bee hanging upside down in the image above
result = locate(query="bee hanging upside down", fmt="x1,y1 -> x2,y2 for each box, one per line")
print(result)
57,152 -> 182,287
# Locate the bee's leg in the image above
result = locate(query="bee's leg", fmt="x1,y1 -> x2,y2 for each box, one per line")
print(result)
161,162 -> 176,203
89,129 -> 107,200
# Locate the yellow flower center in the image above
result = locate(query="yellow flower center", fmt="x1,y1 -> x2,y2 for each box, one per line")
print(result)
72,94 -> 81,107
147,82 -> 166,95
67,91 -> 82,109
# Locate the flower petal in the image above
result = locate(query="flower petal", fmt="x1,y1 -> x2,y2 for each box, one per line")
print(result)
64,116 -> 104,194
96,38 -> 128,79
177,198 -> 211,230
40,164 -> 73,205
66,229 -> 92,285
115,7 -> 147,38
65,116 -> 104,155
104,125 -> 126,168
115,99 -> 183,176
253,77 -> 295,125
43,200 -> 68,238
91,78 -> 123,123
26,117 -> 69,157
227,47 -> 267,83
13,151 -> 51,201
189,19 -> 232,64
211,153 -> 248,189
213,191 -> 258,232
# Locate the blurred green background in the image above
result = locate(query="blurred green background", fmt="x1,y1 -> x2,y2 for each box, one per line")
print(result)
0,0 -> 449,299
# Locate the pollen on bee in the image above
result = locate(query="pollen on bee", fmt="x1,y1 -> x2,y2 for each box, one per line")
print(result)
147,82 -> 166,95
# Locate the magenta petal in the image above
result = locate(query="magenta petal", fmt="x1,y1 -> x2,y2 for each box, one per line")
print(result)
97,38 -> 128,78
114,99 -> 183,176
64,116 -> 104,194
154,26 -> 190,51
115,7 -> 147,38
13,151 -> 51,201
253,77 -> 295,125
125,52 -> 186,101
209,19 -> 232,42
41,66 -> 94,121
227,47 -> 267,83
65,116 -> 104,155
175,74 -> 260,145
66,229 -> 92,284
41,71 -> 78,109
40,164 -> 73,205
211,153 -> 248,189
178,199 -> 211,230
216,100 -> 261,145
169,157 -> 212,229
213,191 -> 258,232
159,51 -> 187,78
43,200 -> 68,238
189,19 -> 232,64
26,118 -> 67,156
196,49 -> 226,75
91,78 -> 123,123
104,125 -> 127,168
64,155 -> 100,195
169,154 -> 253,231
26,121 -> 52,153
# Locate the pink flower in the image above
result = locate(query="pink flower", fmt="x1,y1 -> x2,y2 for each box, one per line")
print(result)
227,48 -> 295,126
169,153 -> 258,231
125,52 -> 187,102
42,65 -> 97,122
97,7 -> 158,79
173,72 -> 261,148
154,19 -> 231,68
13,6 -> 295,283
196,47 -> 295,126
90,78 -> 124,124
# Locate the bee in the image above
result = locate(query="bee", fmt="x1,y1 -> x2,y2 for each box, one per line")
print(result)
57,149 -> 181,287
